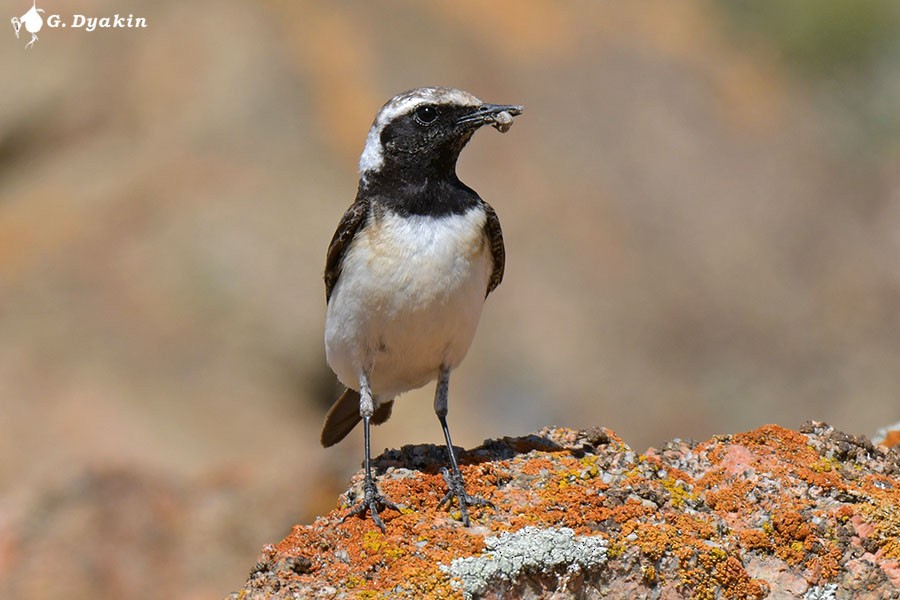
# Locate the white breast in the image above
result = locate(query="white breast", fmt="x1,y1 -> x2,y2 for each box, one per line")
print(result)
325,207 -> 492,399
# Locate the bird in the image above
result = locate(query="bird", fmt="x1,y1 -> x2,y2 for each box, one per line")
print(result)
320,87 -> 522,531
11,0 -> 45,50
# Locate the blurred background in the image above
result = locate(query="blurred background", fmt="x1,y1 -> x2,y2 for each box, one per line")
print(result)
2,0 -> 899,597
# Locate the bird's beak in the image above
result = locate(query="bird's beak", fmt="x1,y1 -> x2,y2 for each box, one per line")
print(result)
456,103 -> 525,130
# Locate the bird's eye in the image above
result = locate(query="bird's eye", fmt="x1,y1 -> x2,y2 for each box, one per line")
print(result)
414,105 -> 439,126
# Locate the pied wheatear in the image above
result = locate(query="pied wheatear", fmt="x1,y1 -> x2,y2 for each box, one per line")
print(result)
321,87 -> 522,531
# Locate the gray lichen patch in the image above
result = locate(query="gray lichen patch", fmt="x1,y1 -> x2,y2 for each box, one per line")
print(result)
804,583 -> 839,599
443,526 -> 608,599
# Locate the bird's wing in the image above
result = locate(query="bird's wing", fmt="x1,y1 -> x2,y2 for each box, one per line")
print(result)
483,201 -> 505,296
325,199 -> 370,302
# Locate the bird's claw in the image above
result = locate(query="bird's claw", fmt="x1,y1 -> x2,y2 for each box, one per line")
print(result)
343,478 -> 402,533
437,467 -> 494,527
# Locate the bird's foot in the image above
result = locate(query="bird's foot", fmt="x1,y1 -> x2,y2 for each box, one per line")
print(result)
343,476 -> 402,533
437,467 -> 494,527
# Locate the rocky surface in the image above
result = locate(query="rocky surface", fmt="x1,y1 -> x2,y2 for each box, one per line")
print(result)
230,423 -> 900,599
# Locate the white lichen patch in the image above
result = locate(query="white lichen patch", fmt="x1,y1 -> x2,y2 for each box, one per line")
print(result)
442,526 -> 608,599
804,583 -> 839,600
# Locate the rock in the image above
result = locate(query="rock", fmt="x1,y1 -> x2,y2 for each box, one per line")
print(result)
230,423 -> 900,599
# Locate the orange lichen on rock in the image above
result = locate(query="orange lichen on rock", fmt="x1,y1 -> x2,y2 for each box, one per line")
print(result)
678,548 -> 767,600
704,478 -> 756,512
738,528 -> 773,552
882,429 -> 900,448
857,492 -> 900,560
231,422 -> 900,599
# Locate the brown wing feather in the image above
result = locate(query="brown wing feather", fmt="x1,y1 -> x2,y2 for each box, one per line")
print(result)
320,388 -> 394,448
324,199 -> 370,302
482,201 -> 505,296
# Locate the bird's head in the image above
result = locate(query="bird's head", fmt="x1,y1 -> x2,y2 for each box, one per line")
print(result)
358,87 -> 523,186
11,17 -> 22,37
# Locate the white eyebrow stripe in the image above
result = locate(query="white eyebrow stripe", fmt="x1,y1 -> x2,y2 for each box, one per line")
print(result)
358,88 -> 482,179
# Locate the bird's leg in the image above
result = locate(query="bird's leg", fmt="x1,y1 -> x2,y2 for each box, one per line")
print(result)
434,366 -> 494,526
342,374 -> 401,532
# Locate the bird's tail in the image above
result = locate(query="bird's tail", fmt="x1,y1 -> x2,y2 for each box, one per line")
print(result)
320,388 -> 394,447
